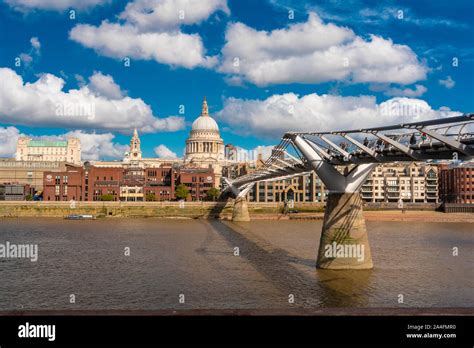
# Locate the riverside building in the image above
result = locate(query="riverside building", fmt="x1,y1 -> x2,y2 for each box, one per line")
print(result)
16,137 -> 81,165
237,163 -> 439,204
360,163 -> 439,203
439,162 -> 474,204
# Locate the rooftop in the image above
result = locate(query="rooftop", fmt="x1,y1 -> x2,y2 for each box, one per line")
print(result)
27,140 -> 68,147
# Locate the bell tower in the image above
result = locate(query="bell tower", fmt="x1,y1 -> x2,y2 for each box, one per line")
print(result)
129,128 -> 142,160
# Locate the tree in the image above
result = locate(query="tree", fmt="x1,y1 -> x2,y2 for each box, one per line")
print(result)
25,194 -> 33,201
100,194 -> 114,201
206,187 -> 220,201
146,193 -> 156,202
175,184 -> 189,200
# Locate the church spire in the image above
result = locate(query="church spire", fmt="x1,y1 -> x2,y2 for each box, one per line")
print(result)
201,96 -> 209,116
129,128 -> 142,160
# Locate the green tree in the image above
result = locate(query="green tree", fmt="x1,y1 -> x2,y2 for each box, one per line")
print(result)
25,194 -> 33,201
206,187 -> 220,201
146,193 -> 156,202
100,194 -> 114,201
175,184 -> 189,200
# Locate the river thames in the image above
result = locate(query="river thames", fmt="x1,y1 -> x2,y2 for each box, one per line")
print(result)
0,218 -> 472,311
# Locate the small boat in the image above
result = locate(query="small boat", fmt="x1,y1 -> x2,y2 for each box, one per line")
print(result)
65,214 -> 96,220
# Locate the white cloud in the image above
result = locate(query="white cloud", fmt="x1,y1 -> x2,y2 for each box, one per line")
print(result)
0,126 -> 22,157
69,0 -> 228,69
62,130 -> 129,160
383,84 -> 427,97
88,71 -> 125,99
439,76 -> 455,89
4,0 -> 112,12
70,21 -> 217,69
120,0 -> 229,31
216,93 -> 457,138
154,144 -> 177,158
219,12 -> 427,86
0,68 -> 185,133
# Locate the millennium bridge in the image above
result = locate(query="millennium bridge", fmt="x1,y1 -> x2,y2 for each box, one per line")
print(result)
223,114 -> 474,270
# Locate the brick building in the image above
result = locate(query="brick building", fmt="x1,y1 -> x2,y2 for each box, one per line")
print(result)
176,168 -> 215,201
85,165 -> 123,201
43,164 -> 214,202
439,162 -> 474,204
43,164 -> 84,201
143,167 -> 175,201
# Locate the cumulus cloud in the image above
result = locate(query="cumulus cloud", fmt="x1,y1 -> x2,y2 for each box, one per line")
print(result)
439,76 -> 455,89
215,93 -> 458,138
62,130 -> 129,160
0,126 -> 22,157
4,0 -> 112,12
69,0 -> 228,69
120,0 -> 229,31
219,12 -> 427,86
88,71 -> 125,99
0,68 -> 185,133
70,22 -> 217,69
154,144 -> 177,158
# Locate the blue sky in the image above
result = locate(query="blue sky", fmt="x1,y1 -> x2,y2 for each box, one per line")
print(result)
0,0 -> 473,160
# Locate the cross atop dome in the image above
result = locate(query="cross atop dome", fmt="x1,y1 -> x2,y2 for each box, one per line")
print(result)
201,96 -> 209,116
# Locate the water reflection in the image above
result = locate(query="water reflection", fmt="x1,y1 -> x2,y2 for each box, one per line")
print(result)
316,269 -> 373,307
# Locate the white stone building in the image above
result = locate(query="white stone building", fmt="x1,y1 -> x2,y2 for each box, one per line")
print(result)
16,137 -> 81,165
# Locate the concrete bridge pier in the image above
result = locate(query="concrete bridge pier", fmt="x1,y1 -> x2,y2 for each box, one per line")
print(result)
316,191 -> 372,269
232,197 -> 250,222
291,135 -> 377,270
225,180 -> 254,222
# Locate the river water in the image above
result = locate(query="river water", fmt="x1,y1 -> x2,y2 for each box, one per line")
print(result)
0,218 -> 472,310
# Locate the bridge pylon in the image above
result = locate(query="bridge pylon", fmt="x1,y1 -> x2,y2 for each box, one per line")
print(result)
224,179 -> 254,222
291,135 -> 375,269
232,197 -> 250,222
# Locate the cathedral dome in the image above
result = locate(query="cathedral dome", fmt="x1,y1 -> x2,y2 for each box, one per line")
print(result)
191,96 -> 219,132
192,115 -> 219,132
